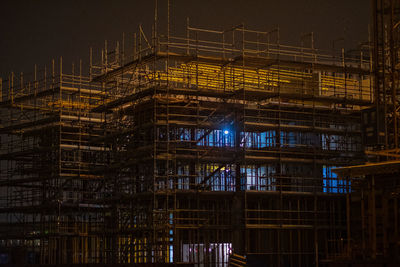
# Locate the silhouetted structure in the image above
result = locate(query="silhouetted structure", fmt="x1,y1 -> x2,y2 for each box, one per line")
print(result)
0,2 -> 398,266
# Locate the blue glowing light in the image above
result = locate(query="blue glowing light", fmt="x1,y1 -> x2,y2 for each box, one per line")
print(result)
223,130 -> 229,135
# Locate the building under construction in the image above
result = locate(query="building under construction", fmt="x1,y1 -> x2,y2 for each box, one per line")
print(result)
0,1 -> 399,266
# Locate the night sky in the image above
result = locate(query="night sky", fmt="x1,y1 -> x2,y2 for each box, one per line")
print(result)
0,0 -> 370,79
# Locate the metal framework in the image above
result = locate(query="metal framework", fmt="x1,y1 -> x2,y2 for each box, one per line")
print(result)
329,1 -> 400,266
371,0 -> 400,149
89,23 -> 371,266
0,21 -> 373,266
0,61 -> 107,264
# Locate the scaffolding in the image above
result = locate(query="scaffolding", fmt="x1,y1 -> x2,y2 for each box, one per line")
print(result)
329,1 -> 400,266
0,60 -> 107,264
86,22 -> 372,266
0,6 -> 378,264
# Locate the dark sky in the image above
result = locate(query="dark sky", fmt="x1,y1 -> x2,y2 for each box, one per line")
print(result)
0,0 -> 370,78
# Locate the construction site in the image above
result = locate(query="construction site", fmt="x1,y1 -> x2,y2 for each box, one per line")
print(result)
0,0 -> 399,266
